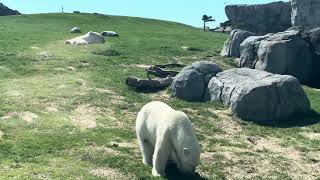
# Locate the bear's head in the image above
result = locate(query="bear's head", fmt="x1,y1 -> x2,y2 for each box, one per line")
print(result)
178,143 -> 201,174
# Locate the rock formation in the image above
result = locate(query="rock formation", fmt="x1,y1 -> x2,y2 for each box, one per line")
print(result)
225,1 -> 291,35
238,29 -> 314,83
291,0 -> 320,28
220,29 -> 256,57
0,3 -> 20,16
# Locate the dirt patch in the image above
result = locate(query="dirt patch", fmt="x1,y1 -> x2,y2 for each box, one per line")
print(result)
38,51 -> 53,60
182,108 -> 199,114
95,88 -> 125,105
0,112 -> 17,120
30,46 -> 40,50
209,109 -> 242,135
0,66 -> 10,71
54,67 -> 66,72
70,104 -> 98,129
253,137 -> 301,161
149,90 -> 171,101
109,140 -> 138,149
130,64 -> 150,69
19,111 -> 38,123
6,90 -> 24,97
46,103 -> 59,113
301,132 -> 320,140
86,145 -> 120,156
97,108 -> 125,128
67,66 -> 76,71
90,167 -> 130,179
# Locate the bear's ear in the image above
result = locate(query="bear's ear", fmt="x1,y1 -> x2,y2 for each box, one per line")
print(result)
183,148 -> 191,156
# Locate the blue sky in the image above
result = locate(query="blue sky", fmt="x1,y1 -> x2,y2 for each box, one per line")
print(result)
1,0 -> 282,27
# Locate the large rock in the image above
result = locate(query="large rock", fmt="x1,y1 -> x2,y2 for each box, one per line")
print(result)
208,68 -> 310,123
65,31 -> 105,45
238,33 -> 273,68
225,1 -> 291,35
220,29 -> 255,57
308,27 -> 320,55
291,0 -> 320,28
0,3 -> 20,16
171,61 -> 222,102
239,29 -> 314,83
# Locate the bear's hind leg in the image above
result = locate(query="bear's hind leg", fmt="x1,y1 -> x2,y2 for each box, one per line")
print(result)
152,132 -> 169,177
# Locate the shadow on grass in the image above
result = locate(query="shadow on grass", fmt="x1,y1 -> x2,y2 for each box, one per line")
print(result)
275,110 -> 320,128
127,86 -> 169,93
253,110 -> 320,128
165,163 -> 206,180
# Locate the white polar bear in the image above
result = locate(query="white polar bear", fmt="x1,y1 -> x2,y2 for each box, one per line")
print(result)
136,101 -> 201,177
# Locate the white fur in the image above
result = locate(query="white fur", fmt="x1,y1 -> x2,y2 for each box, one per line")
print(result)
136,101 -> 201,177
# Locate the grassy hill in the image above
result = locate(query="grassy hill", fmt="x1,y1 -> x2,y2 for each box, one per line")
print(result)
0,13 -> 319,179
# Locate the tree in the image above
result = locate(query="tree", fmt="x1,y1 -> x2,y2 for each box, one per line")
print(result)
202,15 -> 215,31
220,20 -> 231,33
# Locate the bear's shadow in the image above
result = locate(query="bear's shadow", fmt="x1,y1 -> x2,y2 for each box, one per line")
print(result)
165,163 -> 206,180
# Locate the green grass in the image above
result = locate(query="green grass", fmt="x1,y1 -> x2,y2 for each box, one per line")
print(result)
0,13 -> 319,179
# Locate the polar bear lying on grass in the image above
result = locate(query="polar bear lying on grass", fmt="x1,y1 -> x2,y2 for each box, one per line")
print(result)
136,101 -> 201,177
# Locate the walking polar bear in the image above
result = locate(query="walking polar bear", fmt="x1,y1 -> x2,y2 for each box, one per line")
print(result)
136,101 -> 201,177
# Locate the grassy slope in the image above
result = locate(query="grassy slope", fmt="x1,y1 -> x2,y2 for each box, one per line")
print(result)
0,13 -> 319,179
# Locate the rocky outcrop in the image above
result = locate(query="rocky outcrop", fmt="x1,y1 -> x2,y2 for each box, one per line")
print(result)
171,61 -> 222,102
225,1 -> 291,35
208,68 -> 310,124
65,32 -> 105,45
220,29 -> 255,57
0,3 -> 20,16
238,29 -> 314,83
291,0 -> 320,28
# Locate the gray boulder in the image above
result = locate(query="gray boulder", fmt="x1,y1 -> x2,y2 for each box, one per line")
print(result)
238,33 -> 273,68
220,29 -> 255,57
70,27 -> 81,33
308,27 -> 320,55
171,61 -> 222,102
0,3 -> 20,16
208,68 -> 310,123
101,31 -> 119,37
239,29 -> 313,83
291,0 -> 320,28
225,1 -> 291,35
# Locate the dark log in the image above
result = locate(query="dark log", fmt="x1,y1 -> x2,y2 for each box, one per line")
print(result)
155,62 -> 185,68
146,66 -> 179,78
126,76 -> 173,89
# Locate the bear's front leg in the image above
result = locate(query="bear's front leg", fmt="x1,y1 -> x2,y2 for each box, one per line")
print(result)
152,131 -> 169,177
137,131 -> 154,166
141,141 -> 154,166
